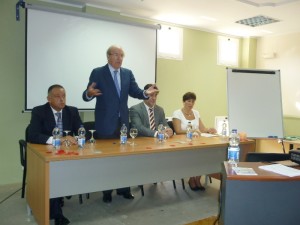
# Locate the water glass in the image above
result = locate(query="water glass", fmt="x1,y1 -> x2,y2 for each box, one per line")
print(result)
129,128 -> 138,146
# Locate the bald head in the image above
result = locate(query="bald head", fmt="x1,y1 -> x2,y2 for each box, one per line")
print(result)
106,45 -> 125,69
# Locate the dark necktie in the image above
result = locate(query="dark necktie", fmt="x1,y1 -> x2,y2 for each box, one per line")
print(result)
149,108 -> 155,130
113,70 -> 121,97
55,112 -> 63,136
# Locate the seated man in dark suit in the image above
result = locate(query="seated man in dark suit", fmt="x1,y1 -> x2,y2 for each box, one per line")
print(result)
129,84 -> 173,138
28,84 -> 82,225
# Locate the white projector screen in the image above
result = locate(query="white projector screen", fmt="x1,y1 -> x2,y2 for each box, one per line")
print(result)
227,68 -> 284,138
26,6 -> 157,111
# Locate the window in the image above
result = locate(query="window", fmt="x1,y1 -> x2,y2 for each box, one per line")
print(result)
157,25 -> 183,60
217,36 -> 239,66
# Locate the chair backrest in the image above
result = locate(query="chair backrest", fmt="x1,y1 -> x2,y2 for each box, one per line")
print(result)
19,139 -> 27,168
246,152 -> 290,162
20,124 -> 30,167
167,120 -> 175,134
25,124 -> 30,142
83,121 -> 95,140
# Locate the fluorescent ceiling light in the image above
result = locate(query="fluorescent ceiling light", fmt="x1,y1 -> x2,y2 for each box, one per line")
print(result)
236,15 -> 279,27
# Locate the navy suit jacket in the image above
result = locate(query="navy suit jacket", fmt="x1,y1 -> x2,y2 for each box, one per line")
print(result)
129,102 -> 169,137
82,64 -> 146,137
28,103 -> 82,144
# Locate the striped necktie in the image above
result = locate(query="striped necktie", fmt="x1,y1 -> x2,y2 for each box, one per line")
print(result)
55,112 -> 63,136
149,108 -> 155,130
113,70 -> 121,97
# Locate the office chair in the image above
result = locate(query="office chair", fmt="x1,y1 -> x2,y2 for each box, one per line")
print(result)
167,120 -> 187,190
71,121 -> 97,203
83,121 -> 96,141
24,124 -> 89,203
126,122 -> 152,196
167,120 -> 212,187
65,121 -> 92,204
19,139 -> 27,198
167,120 -> 174,133
18,125 -> 30,198
246,152 -> 290,162
132,121 -> 185,196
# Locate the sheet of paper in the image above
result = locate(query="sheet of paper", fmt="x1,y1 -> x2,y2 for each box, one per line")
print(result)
232,167 -> 257,175
259,164 -> 300,177
275,160 -> 299,167
201,133 -> 219,137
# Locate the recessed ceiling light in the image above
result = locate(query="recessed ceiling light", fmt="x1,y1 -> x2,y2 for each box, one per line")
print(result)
236,15 -> 280,27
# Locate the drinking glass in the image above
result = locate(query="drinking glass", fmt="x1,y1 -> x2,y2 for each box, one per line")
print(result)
89,130 -> 96,144
129,128 -> 138,146
63,130 -> 71,148
164,126 -> 169,140
192,125 -> 200,139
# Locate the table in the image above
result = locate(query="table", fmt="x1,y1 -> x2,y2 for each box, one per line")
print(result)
220,162 -> 300,225
26,135 -> 254,225
284,139 -> 300,150
255,138 -> 300,153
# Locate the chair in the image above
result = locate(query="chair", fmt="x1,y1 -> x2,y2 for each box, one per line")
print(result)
76,121 -> 96,203
167,120 -> 174,134
18,125 -> 30,198
66,121 -> 92,203
167,120 -> 186,190
22,124 -> 89,203
83,121 -> 96,141
168,120 -> 212,187
245,152 -> 290,162
136,120 -> 185,196
138,181 -> 185,197
19,139 -> 27,198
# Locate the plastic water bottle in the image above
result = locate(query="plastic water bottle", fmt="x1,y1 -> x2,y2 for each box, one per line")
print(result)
227,129 -> 240,166
186,122 -> 193,142
221,120 -> 227,137
229,129 -> 240,146
52,126 -> 61,149
157,124 -> 165,143
78,125 -> 86,149
120,124 -> 127,144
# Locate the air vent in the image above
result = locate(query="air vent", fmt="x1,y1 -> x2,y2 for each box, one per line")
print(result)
236,15 -> 280,27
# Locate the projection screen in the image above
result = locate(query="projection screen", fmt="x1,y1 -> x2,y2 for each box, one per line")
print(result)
26,6 -> 157,111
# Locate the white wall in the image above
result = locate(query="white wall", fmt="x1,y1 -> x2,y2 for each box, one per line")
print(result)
256,33 -> 300,118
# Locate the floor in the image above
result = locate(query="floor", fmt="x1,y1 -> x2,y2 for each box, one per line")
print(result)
0,178 -> 220,225
186,216 -> 218,225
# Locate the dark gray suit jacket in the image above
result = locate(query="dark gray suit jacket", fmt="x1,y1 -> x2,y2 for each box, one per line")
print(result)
129,102 -> 169,137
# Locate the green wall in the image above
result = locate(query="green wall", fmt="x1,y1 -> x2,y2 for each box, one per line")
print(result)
1,0 -> 297,185
156,29 -> 228,123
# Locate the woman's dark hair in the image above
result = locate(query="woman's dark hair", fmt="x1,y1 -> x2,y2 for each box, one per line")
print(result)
183,92 -> 196,101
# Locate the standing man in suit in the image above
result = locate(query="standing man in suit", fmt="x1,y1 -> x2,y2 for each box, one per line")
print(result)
28,84 -> 82,225
82,45 -> 158,203
129,84 -> 173,138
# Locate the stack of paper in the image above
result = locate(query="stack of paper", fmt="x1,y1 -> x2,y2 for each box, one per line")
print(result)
259,164 -> 300,177
201,133 -> 219,137
232,167 -> 257,175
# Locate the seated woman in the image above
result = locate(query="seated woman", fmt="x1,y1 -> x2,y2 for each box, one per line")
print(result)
172,92 -> 217,191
